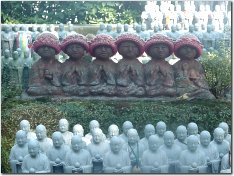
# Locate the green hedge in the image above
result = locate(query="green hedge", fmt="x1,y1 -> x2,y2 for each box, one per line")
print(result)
1,99 -> 231,173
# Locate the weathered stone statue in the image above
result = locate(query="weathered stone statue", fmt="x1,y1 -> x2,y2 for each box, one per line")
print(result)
60,34 -> 90,96
173,34 -> 215,100
9,50 -> 21,87
202,25 -> 215,50
12,25 -> 20,51
89,34 -> 117,96
179,135 -> 207,173
198,130 -> 219,173
31,25 -> 39,43
2,49 -> 12,65
187,122 -> 200,141
58,118 -> 73,146
155,121 -> 167,146
116,33 -> 145,97
48,24 -> 59,39
85,120 -> 100,143
73,124 -> 89,146
35,124 -> 53,154
22,139 -> 50,173
174,125 -> 187,151
123,128 -> 144,172
144,34 -> 176,97
113,23 -> 123,39
103,136 -> 131,173
105,24 -> 114,37
107,124 -> 119,141
139,24 -> 150,41
9,130 -> 28,173
27,33 -> 62,96
159,131 -> 182,173
1,24 -> 14,56
166,25 -> 180,41
218,122 -> 231,147
23,48 -> 33,68
67,23 -> 77,36
57,23 -> 67,42
119,121 -> 133,144
139,124 -> 155,151
96,23 -> 106,35
150,25 -> 159,37
64,136 -> 92,173
193,23 -> 203,42
210,128 -> 230,158
19,120 -> 37,141
141,135 -> 168,173
123,24 -> 129,33
47,131 -> 70,173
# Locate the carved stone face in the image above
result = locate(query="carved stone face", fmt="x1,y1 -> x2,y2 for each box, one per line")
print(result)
188,123 -> 198,136
127,129 -> 138,144
164,133 -> 174,147
16,131 -> 27,147
122,122 -> 133,135
71,137 -> 83,152
187,136 -> 199,152
178,45 -> 197,60
110,137 -> 122,154
66,43 -> 85,59
73,125 -> 84,137
149,136 -> 160,152
176,127 -> 187,141
156,123 -> 166,137
93,130 -> 103,144
36,126 -> 47,140
108,125 -> 119,138
200,133 -> 211,147
214,129 -> 225,143
37,46 -> 56,58
144,125 -> 155,139
28,141 -> 40,158
20,120 -> 30,133
52,134 -> 64,148
94,45 -> 113,60
59,120 -> 69,133
148,43 -> 170,59
118,41 -> 139,59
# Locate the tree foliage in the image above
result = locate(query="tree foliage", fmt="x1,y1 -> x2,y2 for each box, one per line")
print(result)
1,1 -> 145,24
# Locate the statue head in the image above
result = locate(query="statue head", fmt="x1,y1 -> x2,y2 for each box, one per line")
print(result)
68,23 -> 74,32
108,124 -> 119,138
189,25 -> 194,33
89,34 -> 117,59
116,23 -> 122,33
71,136 -> 83,152
148,135 -> 161,152
116,33 -> 145,59
13,25 -> 20,32
127,128 -> 139,144
32,33 -> 60,57
213,127 -> 225,144
13,51 -> 19,60
176,23 -> 182,31
176,125 -> 187,141
16,48 -> 22,56
28,139 -> 40,158
59,23 -> 65,31
99,23 -> 106,31
153,25 -> 159,32
59,118 -> 69,133
219,122 -> 229,137
5,25 -> 11,33
194,23 -> 200,31
144,124 -> 155,139
61,34 -> 89,60
110,136 -> 123,154
145,34 -> 174,59
73,124 -> 84,137
158,24 -> 163,31
156,121 -> 166,137
135,25 -> 141,33
122,121 -> 133,135
4,49 -> 10,58
163,131 -> 175,147
52,131 -> 64,148
106,24 -> 112,32
36,124 -> 47,140
16,130 -> 27,147
133,22 -> 138,30
187,135 -> 199,152
171,25 -> 176,32
174,34 -> 203,59
123,24 -> 129,32
89,120 -> 100,134
200,131 -> 211,147
187,122 -> 198,136
92,128 -> 104,144
48,24 -> 55,32
141,24 -> 146,31
32,25 -> 38,32
20,120 -> 31,133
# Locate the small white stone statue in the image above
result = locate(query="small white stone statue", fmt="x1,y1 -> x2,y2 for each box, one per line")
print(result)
123,128 -> 144,172
155,121 -> 166,146
19,120 -> 36,141
59,118 -> 73,146
119,121 -> 133,144
22,139 -> 50,173
64,136 -> 92,173
179,135 -> 207,173
73,124 -> 89,146
198,130 -> 219,173
9,130 -> 28,173
218,122 -> 231,147
159,131 -> 182,173
47,131 -> 70,173
187,122 -> 200,141
84,120 -> 100,142
35,124 -> 53,154
87,128 -> 110,159
141,135 -> 168,173
107,124 -> 119,141
210,127 -> 230,158
139,124 -> 155,151
174,125 -> 187,151
103,136 -> 131,173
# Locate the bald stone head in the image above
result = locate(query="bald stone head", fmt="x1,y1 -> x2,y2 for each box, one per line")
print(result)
16,130 -> 27,147
59,118 -> 69,133
20,120 -> 30,133
71,135 -> 83,152
73,124 -> 84,137
122,121 -> 133,135
156,121 -> 166,137
164,131 -> 175,147
28,139 -> 40,158
127,128 -> 139,144
219,122 -> 229,137
176,125 -> 187,141
108,124 -> 119,138
187,122 -> 198,136
213,127 -> 225,143
144,124 -> 155,139
92,128 -> 104,144
52,131 -> 64,148
89,120 -> 100,134
187,135 -> 199,152
148,135 -> 161,152
200,130 -> 211,147
110,136 -> 123,154
36,124 -> 47,140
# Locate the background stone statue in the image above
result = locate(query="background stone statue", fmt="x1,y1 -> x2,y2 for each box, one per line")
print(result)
218,122 -> 231,147
174,125 -> 187,151
58,118 -> 73,146
119,121 -> 133,144
187,122 -> 200,141
107,124 -> 119,141
96,23 -> 106,35
84,120 -> 100,143
155,121 -> 167,146
73,124 -> 89,146
1,24 -> 14,56
139,124 -> 155,151
19,120 -> 36,141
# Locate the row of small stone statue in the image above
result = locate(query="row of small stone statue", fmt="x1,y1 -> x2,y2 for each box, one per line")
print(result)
10,119 -> 231,173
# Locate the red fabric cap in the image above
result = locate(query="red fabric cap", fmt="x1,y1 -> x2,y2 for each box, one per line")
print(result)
174,34 -> 203,59
32,32 -> 61,54
115,33 -> 145,57
89,34 -> 117,57
145,34 -> 174,56
60,34 -> 89,54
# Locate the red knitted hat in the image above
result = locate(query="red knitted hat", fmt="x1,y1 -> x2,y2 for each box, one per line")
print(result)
60,34 -> 89,54
174,34 -> 203,59
115,33 -> 145,57
32,32 -> 60,54
89,34 -> 117,57
145,34 -> 174,56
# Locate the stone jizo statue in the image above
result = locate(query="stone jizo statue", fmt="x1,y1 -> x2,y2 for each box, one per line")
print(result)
155,121 -> 166,146
218,122 -> 231,147
139,124 -> 155,151
85,120 -> 100,143
187,122 -> 200,140
58,118 -> 73,146
107,124 -> 119,141
19,120 -> 37,141
22,139 -> 50,173
119,121 -> 133,144
9,130 -> 28,173
73,124 -> 89,147
174,125 -> 187,151
96,23 -> 106,35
